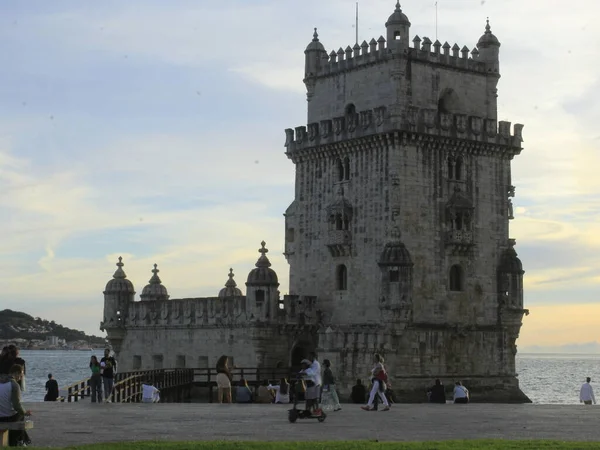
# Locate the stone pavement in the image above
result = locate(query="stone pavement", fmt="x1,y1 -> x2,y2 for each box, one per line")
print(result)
24,402 -> 600,448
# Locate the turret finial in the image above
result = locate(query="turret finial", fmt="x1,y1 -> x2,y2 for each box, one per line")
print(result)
390,225 -> 402,241
395,0 -> 401,11
485,17 -> 491,34
149,263 -> 162,284
113,256 -> 126,279
313,27 -> 319,41
225,268 -> 238,288
255,241 -> 272,268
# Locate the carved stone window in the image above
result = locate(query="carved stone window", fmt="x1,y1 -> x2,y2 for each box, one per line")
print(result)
394,31 -> 401,40
133,355 -> 142,370
449,265 -> 464,292
336,157 -> 350,182
389,269 -> 400,282
153,354 -> 164,369
336,265 -> 348,291
335,214 -> 350,231
344,157 -> 350,180
286,228 -> 295,242
447,155 -> 464,181
176,355 -> 186,368
337,158 -> 344,182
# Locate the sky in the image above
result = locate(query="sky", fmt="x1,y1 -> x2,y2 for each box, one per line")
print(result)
0,0 -> 598,349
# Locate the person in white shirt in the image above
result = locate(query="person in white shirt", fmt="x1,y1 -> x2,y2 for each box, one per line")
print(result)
453,381 -> 469,404
300,354 -> 322,415
580,377 -> 596,405
142,381 -> 160,403
267,378 -> 290,404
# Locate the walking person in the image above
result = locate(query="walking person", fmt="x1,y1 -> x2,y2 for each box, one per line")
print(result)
322,359 -> 341,411
361,353 -> 390,411
45,373 -> 59,401
580,377 -> 596,405
89,356 -> 103,403
101,349 -> 117,403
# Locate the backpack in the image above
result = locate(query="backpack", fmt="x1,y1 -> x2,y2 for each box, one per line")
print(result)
376,370 -> 388,383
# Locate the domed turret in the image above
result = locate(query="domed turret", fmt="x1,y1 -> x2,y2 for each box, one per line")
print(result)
499,241 -> 524,274
378,227 -> 413,267
246,241 -> 279,286
305,28 -> 328,78
219,268 -> 243,298
140,264 -> 169,302
386,1 -> 410,47
104,256 -> 135,294
477,18 -> 500,73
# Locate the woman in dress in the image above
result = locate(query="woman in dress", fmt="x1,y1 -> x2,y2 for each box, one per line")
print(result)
361,353 -> 390,411
322,359 -> 342,411
215,355 -> 233,404
89,355 -> 102,403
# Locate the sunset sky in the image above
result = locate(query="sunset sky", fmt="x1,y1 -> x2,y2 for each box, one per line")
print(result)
1,0 -> 598,349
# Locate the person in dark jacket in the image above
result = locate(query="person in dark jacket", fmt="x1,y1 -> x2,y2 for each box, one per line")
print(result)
428,379 -> 447,403
351,379 -> 366,403
45,373 -> 59,401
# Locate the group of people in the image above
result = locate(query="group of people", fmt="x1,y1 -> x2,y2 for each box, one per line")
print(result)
0,345 -> 32,447
426,379 -> 470,404
88,349 -> 117,403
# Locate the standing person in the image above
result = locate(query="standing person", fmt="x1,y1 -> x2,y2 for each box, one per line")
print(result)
215,355 -> 232,404
89,356 -> 102,403
0,364 -> 32,447
44,373 -> 59,402
322,359 -> 341,411
453,381 -> 469,404
580,377 -> 596,405
361,353 -> 390,411
299,359 -> 323,416
101,349 -> 117,403
351,379 -> 366,403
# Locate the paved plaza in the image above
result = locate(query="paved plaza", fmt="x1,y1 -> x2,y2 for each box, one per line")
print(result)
22,402 -> 600,447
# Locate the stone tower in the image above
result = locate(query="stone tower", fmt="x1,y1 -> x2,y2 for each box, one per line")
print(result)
284,3 -> 529,401
101,257 -> 135,354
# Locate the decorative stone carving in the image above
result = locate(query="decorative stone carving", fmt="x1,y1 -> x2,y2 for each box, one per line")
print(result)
423,109 -> 436,128
308,123 -> 319,141
407,107 -> 419,126
470,116 -> 482,135
285,128 -> 294,146
295,126 -> 306,144
455,114 -> 467,133
485,119 -> 497,137
320,120 -> 332,138
498,121 -> 511,138
374,106 -> 386,126
508,200 -> 514,220
360,110 -> 373,130
507,185 -> 515,197
347,113 -> 358,132
333,117 -> 345,135
439,112 -> 452,131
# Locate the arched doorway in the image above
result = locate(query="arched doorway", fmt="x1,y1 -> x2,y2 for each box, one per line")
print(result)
290,345 -> 308,370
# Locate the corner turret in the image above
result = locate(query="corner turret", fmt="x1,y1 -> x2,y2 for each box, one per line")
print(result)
140,264 -> 170,302
246,241 -> 280,321
101,256 -> 135,355
219,268 -> 243,298
305,28 -> 327,79
477,18 -> 500,73
386,1 -> 411,49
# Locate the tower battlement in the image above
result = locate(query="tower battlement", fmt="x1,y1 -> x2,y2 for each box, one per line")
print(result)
311,35 -> 489,80
285,105 -> 523,156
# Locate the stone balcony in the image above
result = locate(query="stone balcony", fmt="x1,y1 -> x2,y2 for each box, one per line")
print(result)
445,230 -> 474,255
327,230 -> 352,257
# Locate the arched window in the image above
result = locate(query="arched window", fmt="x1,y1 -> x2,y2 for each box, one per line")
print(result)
447,158 -> 454,180
394,31 -> 401,41
336,265 -> 348,291
449,265 -> 464,292
335,214 -> 343,230
343,216 -> 350,231
337,158 -> 344,182
455,157 -> 463,181
345,103 -> 356,116
344,157 -> 350,181
455,214 -> 463,231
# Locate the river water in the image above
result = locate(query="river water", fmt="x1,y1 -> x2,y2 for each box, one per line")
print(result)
13,350 -> 600,404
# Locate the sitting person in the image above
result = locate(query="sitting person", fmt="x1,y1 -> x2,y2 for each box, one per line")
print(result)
453,381 -> 469,404
428,379 -> 447,404
142,380 -> 160,403
0,364 -> 32,447
256,380 -> 274,404
351,379 -> 366,403
236,379 -> 253,403
267,378 -> 290,404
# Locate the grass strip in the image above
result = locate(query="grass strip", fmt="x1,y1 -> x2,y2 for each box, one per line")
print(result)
39,440 -> 600,450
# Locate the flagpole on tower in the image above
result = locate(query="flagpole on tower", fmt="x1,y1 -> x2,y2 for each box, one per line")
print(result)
435,1 -> 438,41
355,2 -> 359,45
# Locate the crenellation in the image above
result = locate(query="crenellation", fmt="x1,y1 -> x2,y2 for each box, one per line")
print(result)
422,37 -> 432,53
452,43 -> 460,58
285,106 -> 524,157
433,40 -> 442,55
413,35 -> 421,49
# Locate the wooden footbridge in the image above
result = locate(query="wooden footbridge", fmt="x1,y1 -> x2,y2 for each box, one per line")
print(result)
60,366 -> 291,403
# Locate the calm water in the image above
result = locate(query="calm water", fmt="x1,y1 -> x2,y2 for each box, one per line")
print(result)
15,350 -> 600,403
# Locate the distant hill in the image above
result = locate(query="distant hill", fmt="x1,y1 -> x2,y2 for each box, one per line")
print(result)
0,309 -> 105,345
520,341 -> 600,354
